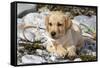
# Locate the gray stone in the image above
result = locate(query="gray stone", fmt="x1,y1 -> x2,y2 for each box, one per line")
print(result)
17,3 -> 37,18
22,55 -> 46,64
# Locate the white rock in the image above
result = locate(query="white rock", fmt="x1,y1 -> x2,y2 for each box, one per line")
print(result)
92,52 -> 96,56
22,55 -> 46,64
17,4 -> 36,16
50,56 -> 56,61
22,12 -> 46,29
17,12 -> 48,42
23,28 -> 35,42
57,59 -> 70,62
74,15 -> 96,26
74,15 -> 96,32
74,58 -> 82,61
36,49 -> 43,55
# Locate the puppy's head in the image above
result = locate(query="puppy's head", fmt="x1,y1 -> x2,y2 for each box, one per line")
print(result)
45,11 -> 72,39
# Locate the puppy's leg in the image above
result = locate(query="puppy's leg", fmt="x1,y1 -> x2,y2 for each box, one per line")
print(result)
53,41 -> 67,58
46,41 -> 67,58
67,46 -> 77,60
56,44 -> 67,58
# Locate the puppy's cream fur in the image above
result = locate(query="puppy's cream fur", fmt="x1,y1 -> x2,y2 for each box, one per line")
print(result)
45,11 -> 83,59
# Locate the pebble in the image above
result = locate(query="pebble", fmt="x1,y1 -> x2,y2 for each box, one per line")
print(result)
74,58 -> 82,61
36,49 -> 43,55
22,55 -> 46,64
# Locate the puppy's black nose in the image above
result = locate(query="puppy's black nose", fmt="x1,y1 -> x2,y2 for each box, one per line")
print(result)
51,32 -> 56,36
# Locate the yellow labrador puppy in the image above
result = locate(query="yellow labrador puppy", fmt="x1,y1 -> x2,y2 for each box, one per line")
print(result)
45,11 -> 83,59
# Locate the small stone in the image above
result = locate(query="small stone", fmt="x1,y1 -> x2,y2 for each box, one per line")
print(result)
22,55 -> 46,64
56,59 -> 70,62
36,49 -> 43,55
92,52 -> 96,56
74,58 -> 82,61
50,56 -> 56,61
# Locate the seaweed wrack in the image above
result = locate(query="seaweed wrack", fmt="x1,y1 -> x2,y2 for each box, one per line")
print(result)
80,55 -> 96,61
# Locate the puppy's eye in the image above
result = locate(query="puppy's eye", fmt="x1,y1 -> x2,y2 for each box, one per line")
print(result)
57,23 -> 62,26
49,23 -> 52,26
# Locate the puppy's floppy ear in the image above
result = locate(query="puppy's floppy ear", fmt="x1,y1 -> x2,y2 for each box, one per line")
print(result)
65,16 -> 72,30
45,15 -> 49,31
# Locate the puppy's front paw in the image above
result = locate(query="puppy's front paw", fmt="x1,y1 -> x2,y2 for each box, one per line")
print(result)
56,45 -> 67,57
67,46 -> 77,60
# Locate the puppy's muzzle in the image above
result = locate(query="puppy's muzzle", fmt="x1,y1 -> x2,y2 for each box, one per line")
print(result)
51,32 -> 56,37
